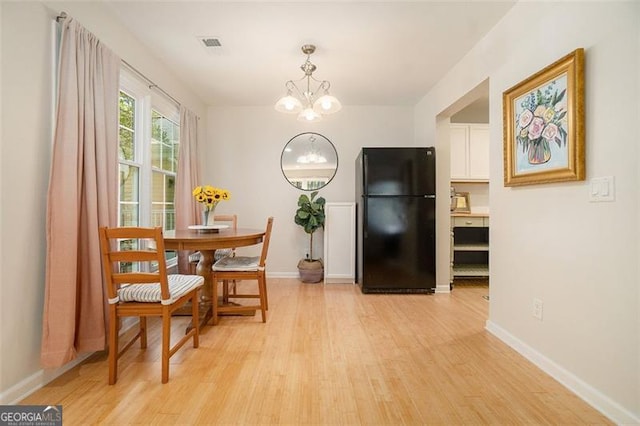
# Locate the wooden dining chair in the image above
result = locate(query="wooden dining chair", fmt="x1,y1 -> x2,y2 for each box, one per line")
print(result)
211,217 -> 274,325
98,226 -> 204,384
188,214 -> 238,274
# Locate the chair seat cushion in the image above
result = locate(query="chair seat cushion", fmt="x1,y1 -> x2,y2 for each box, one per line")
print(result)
214,248 -> 233,261
213,256 -> 260,272
117,274 -> 204,305
189,248 -> 234,263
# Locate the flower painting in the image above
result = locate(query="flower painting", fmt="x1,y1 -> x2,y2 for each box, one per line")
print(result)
503,48 -> 585,186
514,76 -> 568,170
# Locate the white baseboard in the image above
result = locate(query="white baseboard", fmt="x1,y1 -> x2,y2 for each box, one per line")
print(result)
267,272 -> 299,279
0,353 -> 92,405
435,283 -> 451,293
485,320 -> 639,425
324,276 -> 355,284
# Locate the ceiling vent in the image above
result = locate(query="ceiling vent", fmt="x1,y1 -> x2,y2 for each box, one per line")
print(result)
201,38 -> 222,48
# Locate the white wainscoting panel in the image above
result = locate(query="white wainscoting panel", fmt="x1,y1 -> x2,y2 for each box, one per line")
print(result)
323,202 -> 356,284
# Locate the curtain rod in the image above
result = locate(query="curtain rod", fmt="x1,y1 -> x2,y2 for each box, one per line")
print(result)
56,11 -> 181,108
121,60 -> 181,107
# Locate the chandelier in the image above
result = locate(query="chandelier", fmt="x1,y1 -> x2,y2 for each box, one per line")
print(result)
297,135 -> 327,164
275,44 -> 342,123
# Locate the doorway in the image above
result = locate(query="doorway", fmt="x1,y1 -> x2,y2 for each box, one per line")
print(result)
437,79 -> 490,294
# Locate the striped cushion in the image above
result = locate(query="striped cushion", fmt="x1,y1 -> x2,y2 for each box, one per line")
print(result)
117,274 -> 204,305
188,248 -> 234,263
213,256 -> 260,272
214,248 -> 233,261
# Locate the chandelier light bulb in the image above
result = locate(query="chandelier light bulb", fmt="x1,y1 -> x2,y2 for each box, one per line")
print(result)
297,153 -> 327,164
316,155 -> 327,163
284,100 -> 297,111
313,94 -> 342,114
298,107 -> 322,123
275,94 -> 302,114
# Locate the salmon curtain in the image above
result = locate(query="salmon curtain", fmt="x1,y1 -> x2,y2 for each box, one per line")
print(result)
175,107 -> 201,273
41,16 -> 120,367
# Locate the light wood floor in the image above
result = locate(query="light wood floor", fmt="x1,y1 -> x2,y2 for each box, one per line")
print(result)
22,279 -> 611,425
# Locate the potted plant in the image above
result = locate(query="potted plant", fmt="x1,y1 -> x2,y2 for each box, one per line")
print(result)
294,191 -> 326,283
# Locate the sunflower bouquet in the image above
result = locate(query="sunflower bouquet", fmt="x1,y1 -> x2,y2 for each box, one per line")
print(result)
192,185 -> 231,225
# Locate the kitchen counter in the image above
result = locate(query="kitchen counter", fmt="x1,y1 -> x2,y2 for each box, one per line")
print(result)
451,212 -> 489,217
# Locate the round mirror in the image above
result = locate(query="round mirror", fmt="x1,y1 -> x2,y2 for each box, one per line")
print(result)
281,132 -> 338,191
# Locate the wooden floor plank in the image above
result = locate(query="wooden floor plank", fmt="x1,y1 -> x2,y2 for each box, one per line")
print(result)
21,279 -> 612,425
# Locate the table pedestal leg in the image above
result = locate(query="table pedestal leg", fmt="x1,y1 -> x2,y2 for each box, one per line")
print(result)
184,249 -> 215,333
196,249 -> 215,326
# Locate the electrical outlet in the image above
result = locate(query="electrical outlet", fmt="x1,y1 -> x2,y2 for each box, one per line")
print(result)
532,298 -> 544,321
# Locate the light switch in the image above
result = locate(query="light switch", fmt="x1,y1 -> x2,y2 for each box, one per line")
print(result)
589,176 -> 615,202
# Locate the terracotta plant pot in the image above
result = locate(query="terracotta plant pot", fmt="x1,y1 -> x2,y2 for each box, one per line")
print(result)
297,259 -> 324,283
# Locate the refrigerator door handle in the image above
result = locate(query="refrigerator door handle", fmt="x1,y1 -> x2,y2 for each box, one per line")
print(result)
363,154 -> 368,196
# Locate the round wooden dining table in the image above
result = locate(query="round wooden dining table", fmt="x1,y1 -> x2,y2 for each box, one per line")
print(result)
164,227 -> 265,328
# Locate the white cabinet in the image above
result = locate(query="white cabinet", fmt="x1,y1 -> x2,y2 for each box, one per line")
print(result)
450,123 -> 489,181
323,202 -> 355,284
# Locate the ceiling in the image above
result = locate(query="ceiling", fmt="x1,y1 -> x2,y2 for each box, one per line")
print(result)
105,1 -> 515,108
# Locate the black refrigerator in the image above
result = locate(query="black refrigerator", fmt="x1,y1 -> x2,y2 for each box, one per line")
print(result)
355,147 -> 436,293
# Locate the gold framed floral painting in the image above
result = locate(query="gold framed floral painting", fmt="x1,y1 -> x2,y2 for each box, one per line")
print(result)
503,48 -> 585,186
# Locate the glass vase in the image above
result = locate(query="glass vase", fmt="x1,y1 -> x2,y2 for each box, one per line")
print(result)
202,208 -> 216,226
528,140 -> 551,165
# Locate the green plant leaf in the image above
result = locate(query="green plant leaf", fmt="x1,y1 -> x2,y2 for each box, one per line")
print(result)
297,194 -> 310,206
534,89 -> 543,107
553,89 -> 566,106
555,137 -> 562,148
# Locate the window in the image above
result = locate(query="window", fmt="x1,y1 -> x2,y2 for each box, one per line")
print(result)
118,91 -> 140,227
151,111 -> 179,230
118,70 -> 180,268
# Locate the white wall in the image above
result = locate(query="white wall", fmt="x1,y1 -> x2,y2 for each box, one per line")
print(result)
0,2 -> 53,398
416,1 -> 639,423
205,106 -> 414,275
0,1 -> 206,402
